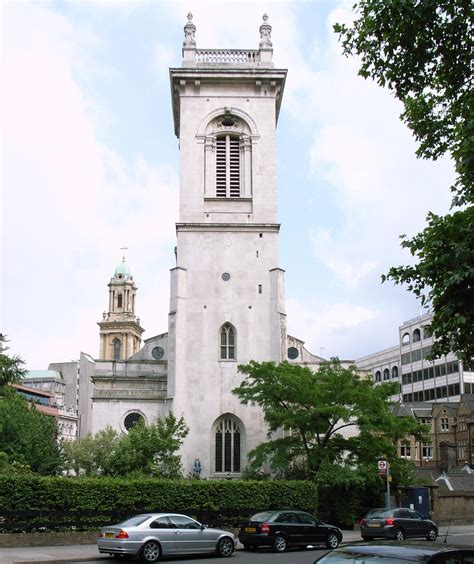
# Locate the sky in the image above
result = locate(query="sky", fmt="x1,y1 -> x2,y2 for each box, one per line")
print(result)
2,0 -> 454,370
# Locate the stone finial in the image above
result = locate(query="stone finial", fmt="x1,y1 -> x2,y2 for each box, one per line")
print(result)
183,12 -> 196,48
259,13 -> 272,49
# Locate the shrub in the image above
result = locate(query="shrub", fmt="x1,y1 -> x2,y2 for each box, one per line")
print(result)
0,475 -> 317,532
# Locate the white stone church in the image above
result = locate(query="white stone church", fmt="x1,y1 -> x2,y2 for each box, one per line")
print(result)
53,14 -> 323,479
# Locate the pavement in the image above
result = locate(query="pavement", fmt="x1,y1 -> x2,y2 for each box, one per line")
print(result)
1,527 -> 473,564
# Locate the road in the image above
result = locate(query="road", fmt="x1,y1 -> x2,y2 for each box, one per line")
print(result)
80,546 -> 328,563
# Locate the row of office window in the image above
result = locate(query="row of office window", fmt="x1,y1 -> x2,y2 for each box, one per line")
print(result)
402,382 -> 460,403
375,366 -> 399,382
401,361 -> 459,384
402,326 -> 432,346
401,345 -> 433,365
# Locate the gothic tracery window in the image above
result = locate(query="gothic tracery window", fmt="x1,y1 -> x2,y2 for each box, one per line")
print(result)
214,416 -> 241,473
220,323 -> 235,360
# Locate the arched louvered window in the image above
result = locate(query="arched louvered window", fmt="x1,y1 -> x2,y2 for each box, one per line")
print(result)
113,338 -> 122,361
216,134 -> 241,198
215,416 -> 241,473
117,293 -> 123,308
220,323 -> 235,360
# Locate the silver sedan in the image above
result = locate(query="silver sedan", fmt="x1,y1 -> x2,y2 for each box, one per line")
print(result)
97,513 -> 235,562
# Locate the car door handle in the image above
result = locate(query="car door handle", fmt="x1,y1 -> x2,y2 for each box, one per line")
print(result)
174,531 -> 182,535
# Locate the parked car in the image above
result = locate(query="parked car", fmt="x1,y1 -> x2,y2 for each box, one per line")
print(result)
97,513 -> 235,562
359,507 -> 438,541
238,510 -> 342,552
314,543 -> 474,563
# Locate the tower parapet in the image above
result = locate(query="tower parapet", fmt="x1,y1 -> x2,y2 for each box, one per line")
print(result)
181,13 -> 274,68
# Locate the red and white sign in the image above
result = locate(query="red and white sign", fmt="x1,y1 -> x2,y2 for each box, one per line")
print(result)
378,460 -> 388,475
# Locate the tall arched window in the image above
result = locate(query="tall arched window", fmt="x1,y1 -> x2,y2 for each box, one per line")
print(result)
392,366 -> 399,379
413,328 -> 421,342
402,332 -> 410,345
214,416 -> 242,473
117,293 -> 123,308
113,338 -> 122,360
220,323 -> 235,360
216,134 -> 241,197
375,370 -> 381,382
200,111 -> 254,200
383,368 -> 390,380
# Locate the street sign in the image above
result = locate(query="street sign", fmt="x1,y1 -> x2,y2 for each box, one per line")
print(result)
378,460 -> 388,475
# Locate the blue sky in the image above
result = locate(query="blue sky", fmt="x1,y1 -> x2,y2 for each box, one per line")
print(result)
2,1 -> 454,369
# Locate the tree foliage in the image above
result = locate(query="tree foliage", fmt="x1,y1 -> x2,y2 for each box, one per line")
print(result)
0,387 -> 63,475
63,414 -> 189,478
334,1 -> 473,362
334,0 -> 472,204
382,208 -> 474,362
0,334 -> 27,387
233,360 -> 428,488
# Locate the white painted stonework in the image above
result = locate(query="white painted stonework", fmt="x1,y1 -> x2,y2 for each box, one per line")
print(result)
84,14 -> 322,478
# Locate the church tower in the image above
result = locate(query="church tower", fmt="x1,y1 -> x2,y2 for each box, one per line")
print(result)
168,14 -> 287,477
98,254 -> 145,361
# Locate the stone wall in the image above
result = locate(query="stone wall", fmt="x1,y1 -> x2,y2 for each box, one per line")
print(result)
0,531 -> 97,548
433,490 -> 474,525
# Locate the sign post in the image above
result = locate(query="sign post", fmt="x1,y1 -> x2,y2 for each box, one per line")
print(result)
378,460 -> 390,509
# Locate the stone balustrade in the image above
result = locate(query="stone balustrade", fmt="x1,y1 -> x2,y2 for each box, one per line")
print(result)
196,49 -> 260,65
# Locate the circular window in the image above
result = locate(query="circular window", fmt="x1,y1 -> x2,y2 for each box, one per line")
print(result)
151,346 -> 165,360
124,412 -> 143,431
288,347 -> 299,360
222,272 -> 231,281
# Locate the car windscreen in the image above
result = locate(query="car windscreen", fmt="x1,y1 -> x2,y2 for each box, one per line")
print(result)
365,509 -> 393,519
250,512 -> 276,522
117,515 -> 152,527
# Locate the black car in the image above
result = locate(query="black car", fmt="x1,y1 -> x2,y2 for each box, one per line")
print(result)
238,510 -> 342,552
314,543 -> 474,563
360,507 -> 438,541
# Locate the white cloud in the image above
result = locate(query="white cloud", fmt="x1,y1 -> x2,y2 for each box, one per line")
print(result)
2,3 -> 178,368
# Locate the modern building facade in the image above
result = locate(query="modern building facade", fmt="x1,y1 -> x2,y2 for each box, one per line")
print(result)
356,313 -> 474,404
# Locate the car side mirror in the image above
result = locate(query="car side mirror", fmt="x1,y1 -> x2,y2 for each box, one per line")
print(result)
200,524 -> 206,530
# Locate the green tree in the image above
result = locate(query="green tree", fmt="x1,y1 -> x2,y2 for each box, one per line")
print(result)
104,413 -> 189,478
0,335 -> 27,387
334,1 -> 473,362
0,388 -> 62,474
62,426 -> 120,476
233,360 -> 427,485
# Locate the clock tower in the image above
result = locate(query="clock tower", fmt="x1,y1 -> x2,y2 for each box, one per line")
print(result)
168,14 -> 287,477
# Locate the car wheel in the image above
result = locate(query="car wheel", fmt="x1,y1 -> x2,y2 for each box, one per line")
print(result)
394,528 -> 405,541
216,536 -> 234,557
426,527 -> 438,541
141,540 -> 161,563
326,533 -> 340,549
273,534 -> 287,553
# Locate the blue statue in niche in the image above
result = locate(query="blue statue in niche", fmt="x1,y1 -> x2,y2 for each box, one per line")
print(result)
193,457 -> 202,478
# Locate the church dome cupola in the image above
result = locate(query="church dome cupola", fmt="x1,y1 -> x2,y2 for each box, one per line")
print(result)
114,258 -> 132,279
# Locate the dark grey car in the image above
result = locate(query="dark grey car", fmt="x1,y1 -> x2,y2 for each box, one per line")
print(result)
360,507 -> 438,541
314,543 -> 474,563
97,513 -> 235,562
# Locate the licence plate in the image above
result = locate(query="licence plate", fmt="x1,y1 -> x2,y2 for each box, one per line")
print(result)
104,532 -> 115,538
245,527 -> 256,533
368,523 -> 380,528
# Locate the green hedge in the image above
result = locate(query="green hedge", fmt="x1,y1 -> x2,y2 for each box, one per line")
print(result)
0,476 -> 317,532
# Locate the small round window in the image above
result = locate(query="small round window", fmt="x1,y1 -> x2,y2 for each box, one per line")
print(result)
288,347 -> 299,360
222,272 -> 231,281
124,412 -> 143,431
151,346 -> 165,360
